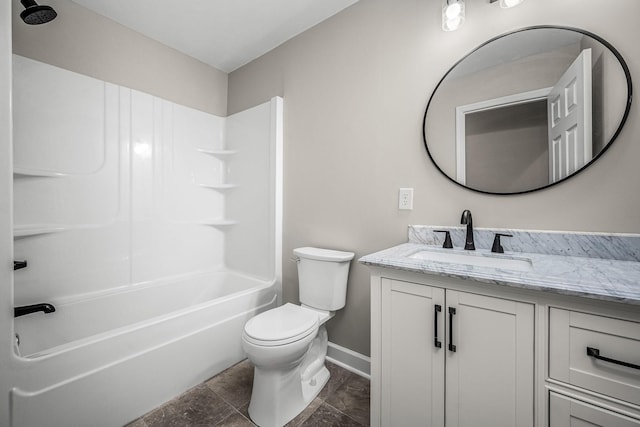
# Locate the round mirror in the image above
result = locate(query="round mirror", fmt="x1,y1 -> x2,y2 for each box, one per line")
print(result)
423,26 -> 632,195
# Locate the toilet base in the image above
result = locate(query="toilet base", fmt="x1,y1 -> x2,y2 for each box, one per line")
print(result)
248,364 -> 329,427
248,325 -> 330,427
302,365 -> 329,403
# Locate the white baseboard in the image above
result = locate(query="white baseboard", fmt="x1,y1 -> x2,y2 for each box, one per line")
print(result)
326,341 -> 370,380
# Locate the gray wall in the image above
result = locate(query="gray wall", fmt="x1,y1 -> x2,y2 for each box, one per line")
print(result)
228,0 -> 640,357
465,101 -> 549,193
12,0 -> 228,116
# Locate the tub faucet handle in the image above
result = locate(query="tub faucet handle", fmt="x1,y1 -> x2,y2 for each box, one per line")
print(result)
14,303 -> 56,318
491,233 -> 513,254
434,230 -> 453,249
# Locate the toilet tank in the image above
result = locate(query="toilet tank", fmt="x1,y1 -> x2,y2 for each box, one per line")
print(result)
294,247 -> 355,311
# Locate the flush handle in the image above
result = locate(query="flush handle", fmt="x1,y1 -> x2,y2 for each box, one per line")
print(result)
434,304 -> 442,348
14,260 -> 28,271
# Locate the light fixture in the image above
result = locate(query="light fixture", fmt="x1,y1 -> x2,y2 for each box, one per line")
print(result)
442,0 -> 465,32
490,0 -> 525,8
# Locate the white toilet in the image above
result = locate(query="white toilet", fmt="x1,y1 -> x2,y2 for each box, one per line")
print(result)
242,246 -> 355,427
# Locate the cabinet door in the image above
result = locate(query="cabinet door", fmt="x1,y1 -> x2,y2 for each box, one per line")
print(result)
381,279 -> 445,427
445,290 -> 534,427
549,392 -> 640,426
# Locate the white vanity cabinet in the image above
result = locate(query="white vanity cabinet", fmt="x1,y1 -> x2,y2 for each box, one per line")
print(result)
364,231 -> 640,427
376,276 -> 534,427
370,268 -> 640,427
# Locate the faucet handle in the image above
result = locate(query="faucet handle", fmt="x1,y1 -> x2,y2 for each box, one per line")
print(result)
491,233 -> 513,254
434,230 -> 453,249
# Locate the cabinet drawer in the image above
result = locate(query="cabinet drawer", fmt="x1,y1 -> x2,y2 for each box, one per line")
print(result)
549,308 -> 640,406
549,392 -> 640,426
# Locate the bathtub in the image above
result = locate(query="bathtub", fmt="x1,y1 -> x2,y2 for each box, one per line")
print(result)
10,271 -> 277,427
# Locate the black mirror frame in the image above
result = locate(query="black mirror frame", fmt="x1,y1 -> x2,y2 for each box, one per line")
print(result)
422,25 -> 633,195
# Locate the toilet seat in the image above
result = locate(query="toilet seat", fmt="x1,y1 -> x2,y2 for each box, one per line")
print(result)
244,303 -> 319,347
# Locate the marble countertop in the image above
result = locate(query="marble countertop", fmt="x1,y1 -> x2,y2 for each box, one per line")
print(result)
359,242 -> 640,306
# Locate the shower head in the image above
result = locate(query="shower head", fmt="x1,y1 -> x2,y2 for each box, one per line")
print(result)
20,0 -> 57,25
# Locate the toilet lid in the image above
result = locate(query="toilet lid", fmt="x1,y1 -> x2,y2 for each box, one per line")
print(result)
244,303 -> 319,346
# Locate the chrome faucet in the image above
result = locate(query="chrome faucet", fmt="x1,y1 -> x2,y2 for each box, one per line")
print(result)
460,209 -> 475,250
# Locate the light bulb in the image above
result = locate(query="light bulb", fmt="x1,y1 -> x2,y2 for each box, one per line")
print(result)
444,3 -> 462,19
442,0 -> 465,31
443,17 -> 462,31
500,0 -> 524,8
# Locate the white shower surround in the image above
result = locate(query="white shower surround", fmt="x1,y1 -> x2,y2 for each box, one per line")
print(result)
9,55 -> 282,426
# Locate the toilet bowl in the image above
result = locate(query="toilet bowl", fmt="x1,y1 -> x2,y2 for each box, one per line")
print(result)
242,247 -> 354,427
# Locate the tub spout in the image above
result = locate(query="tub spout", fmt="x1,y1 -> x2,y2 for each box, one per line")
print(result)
14,303 -> 56,318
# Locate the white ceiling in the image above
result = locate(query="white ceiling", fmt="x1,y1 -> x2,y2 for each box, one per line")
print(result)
70,0 -> 359,73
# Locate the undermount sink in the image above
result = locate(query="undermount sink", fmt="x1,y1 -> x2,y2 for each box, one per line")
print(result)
409,249 -> 533,272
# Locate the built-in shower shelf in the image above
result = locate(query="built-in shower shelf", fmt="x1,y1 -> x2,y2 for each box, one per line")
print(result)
13,167 -> 68,178
196,148 -> 238,158
14,224 -> 69,238
199,219 -> 238,228
199,183 -> 238,191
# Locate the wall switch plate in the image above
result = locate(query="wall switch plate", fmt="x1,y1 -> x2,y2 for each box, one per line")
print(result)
398,188 -> 413,210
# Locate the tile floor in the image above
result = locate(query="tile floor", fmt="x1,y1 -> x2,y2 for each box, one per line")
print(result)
125,360 -> 370,427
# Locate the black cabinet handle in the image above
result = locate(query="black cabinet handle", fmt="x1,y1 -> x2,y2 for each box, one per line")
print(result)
434,304 -> 442,348
448,307 -> 456,352
587,347 -> 640,370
